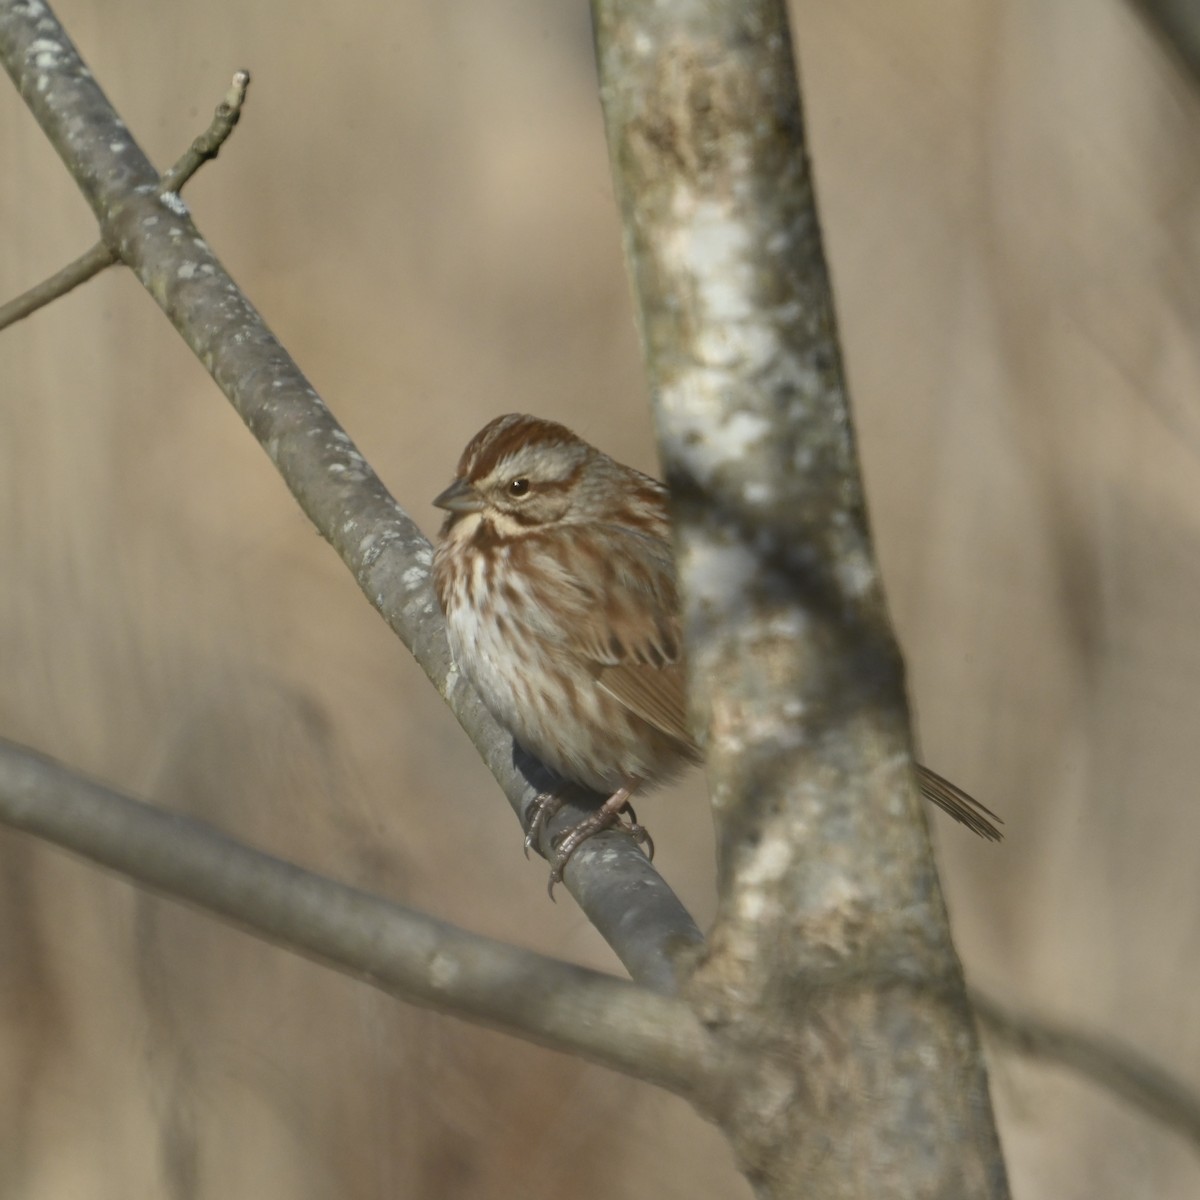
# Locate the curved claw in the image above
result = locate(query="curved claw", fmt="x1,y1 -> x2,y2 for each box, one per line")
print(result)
523,791 -> 563,859
615,801 -> 654,861
631,822 -> 654,862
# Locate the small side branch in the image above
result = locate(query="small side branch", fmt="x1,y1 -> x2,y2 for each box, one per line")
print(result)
975,992 -> 1200,1153
159,68 -> 250,193
0,68 -> 250,331
0,240 -> 114,330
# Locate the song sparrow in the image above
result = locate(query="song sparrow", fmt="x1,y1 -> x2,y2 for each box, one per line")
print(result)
433,413 -> 1000,891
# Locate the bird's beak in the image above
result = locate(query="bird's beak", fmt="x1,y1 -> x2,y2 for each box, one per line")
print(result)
433,478 -> 485,514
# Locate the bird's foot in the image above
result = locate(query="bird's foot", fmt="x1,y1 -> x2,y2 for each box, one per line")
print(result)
541,785 -> 652,899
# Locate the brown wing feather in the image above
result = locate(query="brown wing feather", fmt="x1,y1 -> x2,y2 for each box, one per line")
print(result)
547,516 -> 1002,840
595,661 -> 696,748
551,521 -> 696,747
916,765 -> 1004,841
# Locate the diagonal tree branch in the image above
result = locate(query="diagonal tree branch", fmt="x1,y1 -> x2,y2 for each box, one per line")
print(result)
0,737 -> 719,1101
0,0 -> 703,994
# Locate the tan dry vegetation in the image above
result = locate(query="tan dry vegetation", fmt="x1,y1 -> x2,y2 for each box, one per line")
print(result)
1,0 -> 1199,1196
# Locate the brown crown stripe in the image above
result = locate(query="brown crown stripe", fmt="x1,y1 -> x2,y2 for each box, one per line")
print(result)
463,415 -> 586,481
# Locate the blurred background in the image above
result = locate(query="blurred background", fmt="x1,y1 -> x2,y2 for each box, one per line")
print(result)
2,0 -> 1199,1195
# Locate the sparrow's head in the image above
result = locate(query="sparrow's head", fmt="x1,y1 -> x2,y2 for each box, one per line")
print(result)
434,414 -> 603,530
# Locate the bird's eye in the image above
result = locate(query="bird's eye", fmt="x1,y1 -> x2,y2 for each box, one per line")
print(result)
507,478 -> 530,497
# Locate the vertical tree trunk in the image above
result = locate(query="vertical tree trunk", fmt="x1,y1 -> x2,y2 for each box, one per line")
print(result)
592,2 -> 1010,1194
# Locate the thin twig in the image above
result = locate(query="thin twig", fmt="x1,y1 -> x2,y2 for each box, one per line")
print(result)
0,68 -> 250,331
974,991 -> 1200,1153
159,68 -> 250,193
0,240 -> 114,329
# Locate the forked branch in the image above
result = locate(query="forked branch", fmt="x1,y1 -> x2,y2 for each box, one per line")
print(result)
0,68 -> 249,331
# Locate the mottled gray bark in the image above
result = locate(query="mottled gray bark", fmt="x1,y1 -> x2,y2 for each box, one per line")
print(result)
592,1 -> 1009,1195
0,0 -> 702,993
